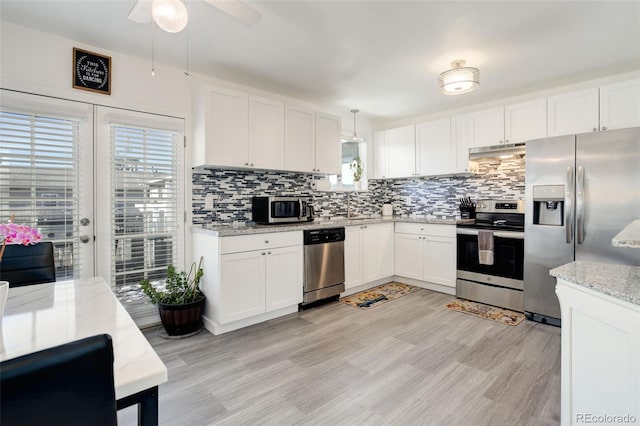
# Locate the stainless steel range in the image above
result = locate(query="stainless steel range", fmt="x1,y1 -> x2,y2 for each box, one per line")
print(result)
456,199 -> 525,312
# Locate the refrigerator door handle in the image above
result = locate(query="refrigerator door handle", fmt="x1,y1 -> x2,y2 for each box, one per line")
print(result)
576,166 -> 585,244
566,166 -> 574,244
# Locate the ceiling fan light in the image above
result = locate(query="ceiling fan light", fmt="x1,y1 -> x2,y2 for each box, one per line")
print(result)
439,60 -> 479,95
152,0 -> 188,33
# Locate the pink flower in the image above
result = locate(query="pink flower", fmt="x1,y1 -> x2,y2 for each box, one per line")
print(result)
0,219 -> 42,246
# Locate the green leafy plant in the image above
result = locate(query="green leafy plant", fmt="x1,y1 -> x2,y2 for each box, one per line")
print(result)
140,257 -> 204,305
350,156 -> 364,182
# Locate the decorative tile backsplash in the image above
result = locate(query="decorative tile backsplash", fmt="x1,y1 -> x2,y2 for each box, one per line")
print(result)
192,157 -> 525,224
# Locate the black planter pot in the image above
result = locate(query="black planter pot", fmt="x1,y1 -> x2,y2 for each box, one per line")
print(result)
157,296 -> 205,336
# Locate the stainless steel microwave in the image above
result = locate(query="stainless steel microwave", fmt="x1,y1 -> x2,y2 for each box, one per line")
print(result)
252,196 -> 314,224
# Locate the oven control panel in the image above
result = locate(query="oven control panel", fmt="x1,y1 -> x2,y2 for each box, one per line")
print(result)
476,199 -> 524,214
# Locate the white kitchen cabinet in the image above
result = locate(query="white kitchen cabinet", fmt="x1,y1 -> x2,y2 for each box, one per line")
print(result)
452,114 -> 471,173
195,86 -> 249,168
372,130 -> 388,179
219,250 -> 267,323
394,223 -> 456,288
468,107 -> 505,148
504,98 -> 547,143
193,230 -> 303,335
547,87 -> 599,137
249,95 -> 285,170
556,278 -> 640,425
415,118 -> 454,176
284,104 -> 315,172
314,112 -> 341,174
345,223 -> 394,289
599,78 -> 640,131
385,124 -> 416,178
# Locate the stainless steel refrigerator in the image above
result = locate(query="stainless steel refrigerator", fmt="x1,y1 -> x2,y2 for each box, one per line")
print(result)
524,127 -> 640,325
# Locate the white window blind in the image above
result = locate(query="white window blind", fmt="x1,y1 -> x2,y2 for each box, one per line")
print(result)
110,124 -> 182,291
0,111 -> 80,279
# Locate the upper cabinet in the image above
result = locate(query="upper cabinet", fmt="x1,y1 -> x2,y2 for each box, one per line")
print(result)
547,87 -> 599,137
381,124 -> 416,178
599,79 -> 640,131
314,112 -> 341,175
504,98 -> 547,143
249,95 -> 285,170
468,107 -> 505,148
468,99 -> 547,148
372,130 -> 388,179
284,104 -> 315,172
415,118 -> 454,176
194,85 -> 341,174
195,86 -> 249,168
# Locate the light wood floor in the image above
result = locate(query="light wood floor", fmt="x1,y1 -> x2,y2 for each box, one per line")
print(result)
118,289 -> 561,425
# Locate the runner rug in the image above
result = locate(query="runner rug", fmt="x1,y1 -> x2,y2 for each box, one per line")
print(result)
444,299 -> 525,326
340,282 -> 420,309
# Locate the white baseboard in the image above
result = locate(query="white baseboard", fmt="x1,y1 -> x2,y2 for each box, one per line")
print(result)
202,305 -> 299,336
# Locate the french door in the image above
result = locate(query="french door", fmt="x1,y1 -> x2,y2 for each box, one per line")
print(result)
1,92 -> 185,316
0,89 -> 94,279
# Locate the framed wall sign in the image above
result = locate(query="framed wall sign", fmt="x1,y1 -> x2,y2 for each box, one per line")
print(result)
73,48 -> 111,95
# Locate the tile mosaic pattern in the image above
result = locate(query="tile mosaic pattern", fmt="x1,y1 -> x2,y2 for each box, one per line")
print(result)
192,157 -> 525,225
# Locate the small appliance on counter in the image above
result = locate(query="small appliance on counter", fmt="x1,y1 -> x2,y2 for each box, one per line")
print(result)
252,196 -> 314,224
458,197 -> 476,219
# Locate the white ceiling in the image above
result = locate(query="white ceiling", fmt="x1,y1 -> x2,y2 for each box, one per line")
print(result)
1,1 -> 639,121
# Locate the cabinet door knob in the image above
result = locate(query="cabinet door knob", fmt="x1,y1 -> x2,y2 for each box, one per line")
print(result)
505,139 -> 509,143
261,252 -> 266,255
601,126 -> 607,131
267,251 -> 271,255
593,127 -> 598,132
250,163 -> 254,167
244,162 -> 249,166
265,240 -> 269,244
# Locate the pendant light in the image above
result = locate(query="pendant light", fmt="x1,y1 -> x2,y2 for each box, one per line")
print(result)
343,109 -> 365,143
152,0 -> 188,33
439,60 -> 479,95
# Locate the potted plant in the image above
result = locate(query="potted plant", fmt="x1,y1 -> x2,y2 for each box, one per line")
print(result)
140,257 -> 205,336
350,156 -> 364,189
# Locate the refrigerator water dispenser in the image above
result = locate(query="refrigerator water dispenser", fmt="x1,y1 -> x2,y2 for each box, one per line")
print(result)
532,185 -> 564,226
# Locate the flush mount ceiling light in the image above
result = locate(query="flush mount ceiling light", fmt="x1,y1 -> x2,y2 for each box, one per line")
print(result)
439,60 -> 480,95
151,0 -> 188,33
342,109 -> 365,143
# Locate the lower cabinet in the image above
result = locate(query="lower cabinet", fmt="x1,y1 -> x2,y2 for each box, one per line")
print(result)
556,278 -> 640,425
345,223 -> 394,289
394,223 -> 456,288
193,230 -> 303,334
219,245 -> 302,323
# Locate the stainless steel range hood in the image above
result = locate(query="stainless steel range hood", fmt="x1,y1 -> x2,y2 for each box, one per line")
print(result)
469,142 -> 526,160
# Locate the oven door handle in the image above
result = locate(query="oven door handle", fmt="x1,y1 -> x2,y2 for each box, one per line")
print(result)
456,229 -> 524,239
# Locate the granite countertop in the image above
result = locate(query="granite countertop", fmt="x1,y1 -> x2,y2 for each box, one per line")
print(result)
550,261 -> 640,306
612,219 -> 640,248
193,216 -> 473,237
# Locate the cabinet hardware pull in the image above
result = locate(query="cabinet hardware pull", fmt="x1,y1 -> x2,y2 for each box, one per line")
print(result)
261,252 -> 266,255
265,240 -> 269,243
601,126 -> 607,131
244,162 -> 249,166
593,128 -> 597,131
267,251 -> 271,255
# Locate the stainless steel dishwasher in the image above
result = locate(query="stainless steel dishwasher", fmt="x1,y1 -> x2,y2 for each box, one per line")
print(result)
302,227 -> 345,306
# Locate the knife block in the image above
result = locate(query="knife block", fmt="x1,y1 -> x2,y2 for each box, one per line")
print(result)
459,206 -> 476,219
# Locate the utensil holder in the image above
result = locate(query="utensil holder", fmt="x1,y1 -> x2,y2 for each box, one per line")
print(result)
460,207 -> 476,219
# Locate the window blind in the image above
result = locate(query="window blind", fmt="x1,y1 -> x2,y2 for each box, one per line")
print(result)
110,124 -> 181,290
0,111 -> 81,280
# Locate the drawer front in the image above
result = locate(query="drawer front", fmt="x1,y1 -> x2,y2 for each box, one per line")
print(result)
221,231 -> 302,254
394,222 -> 455,237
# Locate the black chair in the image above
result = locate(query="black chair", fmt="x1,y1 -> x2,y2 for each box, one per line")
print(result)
0,334 -> 117,426
0,241 -> 56,287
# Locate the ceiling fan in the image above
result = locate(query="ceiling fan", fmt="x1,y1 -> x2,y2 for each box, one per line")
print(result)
128,0 -> 262,32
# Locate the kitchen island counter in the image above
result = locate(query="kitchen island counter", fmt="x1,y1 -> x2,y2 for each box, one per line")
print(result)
550,260 -> 640,306
194,216 -> 473,237
612,219 -> 640,248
